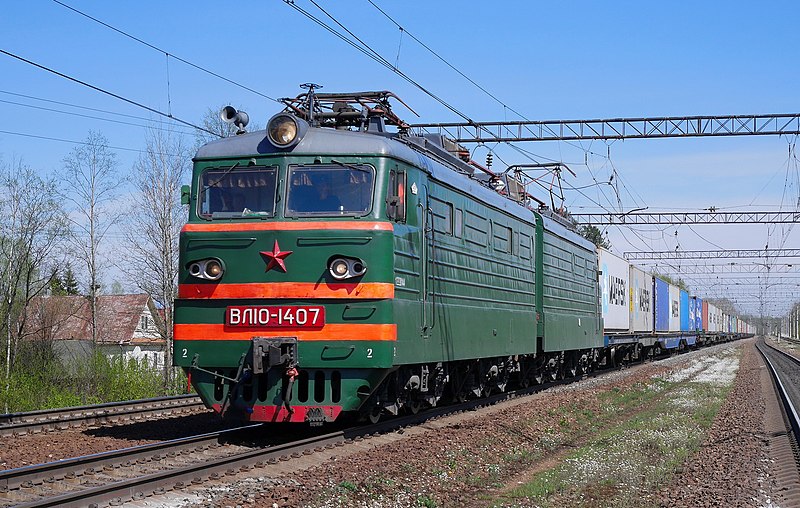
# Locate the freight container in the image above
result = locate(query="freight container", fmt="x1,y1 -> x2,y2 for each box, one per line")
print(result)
669,284 -> 681,332
702,300 -> 709,331
598,248 -> 630,332
629,265 -> 653,333
654,277 -> 670,332
680,290 -> 690,331
707,303 -> 715,332
709,303 -> 720,332
694,297 -> 703,331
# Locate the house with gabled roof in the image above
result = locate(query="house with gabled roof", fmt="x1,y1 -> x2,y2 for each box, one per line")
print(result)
23,294 -> 167,368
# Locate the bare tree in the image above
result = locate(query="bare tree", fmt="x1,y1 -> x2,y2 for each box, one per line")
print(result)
122,125 -> 189,386
0,160 -> 69,407
61,131 -> 120,345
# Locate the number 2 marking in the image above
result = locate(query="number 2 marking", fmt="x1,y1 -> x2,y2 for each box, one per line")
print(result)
366,348 -> 373,359
182,348 -> 188,358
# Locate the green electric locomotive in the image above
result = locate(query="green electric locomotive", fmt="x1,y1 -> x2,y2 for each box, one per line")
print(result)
174,89 -> 602,424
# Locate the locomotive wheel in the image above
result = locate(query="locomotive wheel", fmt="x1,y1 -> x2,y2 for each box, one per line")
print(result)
565,354 -> 578,378
546,357 -> 559,381
406,398 -> 422,415
368,407 -> 382,424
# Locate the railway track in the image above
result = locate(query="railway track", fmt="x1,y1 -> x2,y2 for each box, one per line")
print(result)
0,341 -> 745,507
756,339 -> 800,506
0,395 -> 205,437
0,369 -> 605,508
0,404 -> 468,506
759,339 -> 800,437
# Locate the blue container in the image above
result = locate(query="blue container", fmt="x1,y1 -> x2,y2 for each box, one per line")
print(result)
694,297 -> 703,330
680,290 -> 690,331
654,277 -> 670,332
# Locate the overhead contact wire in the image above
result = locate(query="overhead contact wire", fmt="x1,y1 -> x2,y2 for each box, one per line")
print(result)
0,48 -> 219,137
51,0 -> 279,103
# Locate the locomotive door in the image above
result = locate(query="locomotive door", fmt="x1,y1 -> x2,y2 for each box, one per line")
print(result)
412,182 -> 433,339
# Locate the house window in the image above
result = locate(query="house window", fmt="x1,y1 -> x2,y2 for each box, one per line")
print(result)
140,315 -> 149,330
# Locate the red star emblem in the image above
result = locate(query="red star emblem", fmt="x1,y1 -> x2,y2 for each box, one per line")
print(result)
260,239 -> 293,273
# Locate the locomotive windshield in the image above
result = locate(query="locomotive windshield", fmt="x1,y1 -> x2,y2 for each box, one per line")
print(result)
198,165 -> 277,219
286,165 -> 374,216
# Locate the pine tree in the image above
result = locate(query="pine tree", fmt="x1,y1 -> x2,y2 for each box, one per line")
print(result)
578,225 -> 611,249
48,267 -> 66,295
62,264 -> 80,295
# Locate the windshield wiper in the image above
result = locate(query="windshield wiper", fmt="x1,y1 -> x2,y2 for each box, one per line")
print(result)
203,162 -> 241,190
330,159 -> 370,173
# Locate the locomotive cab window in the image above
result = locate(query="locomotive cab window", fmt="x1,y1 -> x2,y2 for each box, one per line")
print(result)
286,164 -> 374,216
387,169 -> 406,222
198,166 -> 277,219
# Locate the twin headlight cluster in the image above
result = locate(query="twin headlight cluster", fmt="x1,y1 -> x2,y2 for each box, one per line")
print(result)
187,257 -> 367,281
188,259 -> 224,281
327,257 -> 367,280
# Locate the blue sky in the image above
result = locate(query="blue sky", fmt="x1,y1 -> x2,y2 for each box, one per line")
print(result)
2,1 -> 799,316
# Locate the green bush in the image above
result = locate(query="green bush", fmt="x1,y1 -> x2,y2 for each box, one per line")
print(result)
0,345 -> 187,413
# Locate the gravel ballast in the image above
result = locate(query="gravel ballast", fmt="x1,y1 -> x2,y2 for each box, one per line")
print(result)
190,339 -> 782,508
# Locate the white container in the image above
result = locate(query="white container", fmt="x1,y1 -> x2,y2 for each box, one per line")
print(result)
708,303 -> 720,332
668,284 -> 681,332
598,248 -> 631,332
629,265 -> 653,333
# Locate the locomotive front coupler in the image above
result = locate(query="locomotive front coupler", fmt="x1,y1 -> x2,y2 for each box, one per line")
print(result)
251,337 -> 298,374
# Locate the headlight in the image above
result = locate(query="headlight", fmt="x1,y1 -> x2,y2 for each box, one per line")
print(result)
188,259 -> 225,281
328,256 -> 367,280
330,258 -> 350,280
268,114 -> 303,147
204,260 -> 223,280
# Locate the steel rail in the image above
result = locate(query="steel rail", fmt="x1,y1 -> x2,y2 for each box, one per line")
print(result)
0,394 -> 204,437
3,340 -> 746,507
0,374 -> 623,506
0,425 -> 259,493
757,340 -> 800,442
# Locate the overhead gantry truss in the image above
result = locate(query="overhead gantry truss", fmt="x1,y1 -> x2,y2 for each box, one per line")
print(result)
409,113 -> 800,142
676,277 -> 800,285
637,263 -> 800,274
571,211 -> 800,225
624,248 -> 800,260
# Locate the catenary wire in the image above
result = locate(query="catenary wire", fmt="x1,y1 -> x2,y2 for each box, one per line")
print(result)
0,129 -> 184,157
0,48 -> 219,138
288,0 -> 624,216
51,0 -> 280,104
0,98 -> 197,136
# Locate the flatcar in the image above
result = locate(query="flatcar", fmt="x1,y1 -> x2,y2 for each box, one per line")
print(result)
174,88 -> 752,425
